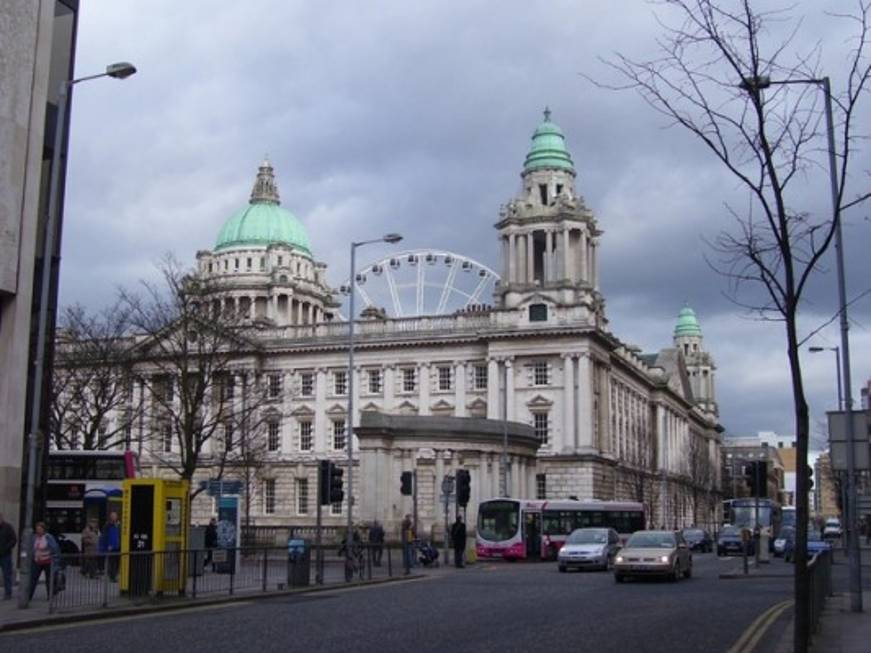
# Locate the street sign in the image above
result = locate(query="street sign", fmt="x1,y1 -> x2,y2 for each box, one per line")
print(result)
826,410 -> 870,471
440,493 -> 456,504
441,474 -> 455,496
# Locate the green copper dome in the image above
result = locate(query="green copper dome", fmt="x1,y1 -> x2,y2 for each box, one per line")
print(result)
215,160 -> 312,254
674,306 -> 703,337
523,107 -> 576,174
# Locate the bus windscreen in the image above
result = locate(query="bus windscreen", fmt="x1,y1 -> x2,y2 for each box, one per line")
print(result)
478,501 -> 519,542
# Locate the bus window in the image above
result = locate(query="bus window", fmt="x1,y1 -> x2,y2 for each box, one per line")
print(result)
478,501 -> 520,542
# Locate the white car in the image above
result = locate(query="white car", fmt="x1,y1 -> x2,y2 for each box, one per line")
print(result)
823,518 -> 842,539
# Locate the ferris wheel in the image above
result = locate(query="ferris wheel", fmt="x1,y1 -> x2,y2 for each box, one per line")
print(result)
337,249 -> 500,319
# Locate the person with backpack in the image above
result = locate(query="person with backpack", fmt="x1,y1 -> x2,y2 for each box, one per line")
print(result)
450,516 -> 467,568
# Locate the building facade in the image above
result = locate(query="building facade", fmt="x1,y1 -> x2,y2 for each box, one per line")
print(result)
54,112 -> 724,538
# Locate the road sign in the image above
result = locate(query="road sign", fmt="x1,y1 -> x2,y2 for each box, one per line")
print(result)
827,410 -> 870,471
441,474 -> 455,496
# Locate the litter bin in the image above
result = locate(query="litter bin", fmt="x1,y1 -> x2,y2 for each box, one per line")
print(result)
287,538 -> 311,587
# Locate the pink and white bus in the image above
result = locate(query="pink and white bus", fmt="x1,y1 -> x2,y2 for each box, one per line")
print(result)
476,498 -> 645,561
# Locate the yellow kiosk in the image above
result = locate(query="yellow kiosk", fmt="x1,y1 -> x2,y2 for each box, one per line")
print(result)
120,479 -> 190,596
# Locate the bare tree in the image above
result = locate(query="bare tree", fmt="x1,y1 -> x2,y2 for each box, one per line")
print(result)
597,2 -> 870,648
120,256 -> 275,495
49,302 -> 142,450
686,434 -> 717,529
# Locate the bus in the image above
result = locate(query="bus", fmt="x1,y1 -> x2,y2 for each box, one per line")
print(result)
725,497 -> 782,544
44,450 -> 138,552
476,498 -> 645,561
781,506 -> 796,529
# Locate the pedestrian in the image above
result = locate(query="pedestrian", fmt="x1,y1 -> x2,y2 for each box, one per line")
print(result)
401,514 -> 415,572
204,517 -> 217,571
368,521 -> 385,567
101,511 -> 121,582
80,519 -> 100,578
0,512 -> 18,600
28,521 -> 60,600
450,516 -> 467,568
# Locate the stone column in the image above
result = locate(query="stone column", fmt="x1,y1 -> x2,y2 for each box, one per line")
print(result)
563,353 -> 575,453
314,368 -> 327,452
579,230 -> 588,283
508,233 -> 516,283
526,233 -> 535,283
487,358 -> 499,419
307,303 -> 314,324
418,362 -> 430,415
505,359 -> 515,421
545,230 -> 553,282
352,366 -> 361,427
563,227 -> 572,281
454,361 -> 466,417
576,354 -> 594,449
591,241 -> 598,290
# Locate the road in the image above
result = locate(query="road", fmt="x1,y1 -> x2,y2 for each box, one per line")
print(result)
3,553 -> 794,653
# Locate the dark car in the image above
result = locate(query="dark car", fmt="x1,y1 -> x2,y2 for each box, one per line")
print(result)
717,526 -> 754,556
784,528 -> 832,562
681,528 -> 713,553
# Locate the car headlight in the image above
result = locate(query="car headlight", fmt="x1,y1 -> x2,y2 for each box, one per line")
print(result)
558,547 -> 566,556
660,555 -> 670,563
615,555 -> 624,563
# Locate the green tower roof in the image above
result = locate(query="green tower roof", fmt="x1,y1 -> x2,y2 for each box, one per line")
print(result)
215,160 -> 312,254
674,306 -> 703,337
523,107 -> 576,174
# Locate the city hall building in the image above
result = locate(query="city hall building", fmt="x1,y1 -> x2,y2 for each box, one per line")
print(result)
57,112 -> 724,538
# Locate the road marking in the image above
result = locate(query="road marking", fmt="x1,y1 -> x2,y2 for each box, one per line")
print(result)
1,601 -> 250,636
727,599 -> 792,653
315,575 -> 432,596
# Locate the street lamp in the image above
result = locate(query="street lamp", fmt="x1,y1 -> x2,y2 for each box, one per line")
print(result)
345,232 -> 402,573
808,346 -> 843,410
742,74 -> 862,614
18,61 -> 137,608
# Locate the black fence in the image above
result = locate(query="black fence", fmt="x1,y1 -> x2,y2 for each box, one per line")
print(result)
808,548 -> 834,635
35,542 -> 411,615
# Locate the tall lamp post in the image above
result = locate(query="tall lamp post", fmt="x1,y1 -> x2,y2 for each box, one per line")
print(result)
345,233 -> 402,571
18,62 -> 137,608
741,74 -> 861,619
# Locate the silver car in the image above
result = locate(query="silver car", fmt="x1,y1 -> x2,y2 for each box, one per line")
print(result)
613,530 -> 692,582
557,528 -> 621,572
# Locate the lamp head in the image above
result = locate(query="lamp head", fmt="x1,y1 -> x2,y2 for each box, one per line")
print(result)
382,233 -> 403,244
739,75 -> 770,92
106,62 -> 137,79
808,346 -> 825,353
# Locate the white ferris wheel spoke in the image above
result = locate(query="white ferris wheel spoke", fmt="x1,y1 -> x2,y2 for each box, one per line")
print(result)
436,261 -> 460,315
384,265 -> 403,318
466,272 -> 491,307
415,262 -> 425,316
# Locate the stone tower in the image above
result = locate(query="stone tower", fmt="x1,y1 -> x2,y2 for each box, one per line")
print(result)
494,109 -> 604,324
674,305 -> 718,415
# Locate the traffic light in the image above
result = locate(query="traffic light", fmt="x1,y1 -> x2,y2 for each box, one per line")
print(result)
743,462 -> 756,495
807,465 -> 814,490
456,469 -> 471,507
318,460 -> 331,505
329,462 -> 344,504
400,471 -> 413,496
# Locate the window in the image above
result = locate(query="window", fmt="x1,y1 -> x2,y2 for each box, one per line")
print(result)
533,361 -> 549,386
296,479 -> 309,515
536,473 -> 547,500
208,263 -> 213,273
162,424 -> 172,453
529,303 -> 548,322
277,255 -> 283,266
438,366 -> 452,392
298,421 -> 313,451
268,422 -> 281,452
300,371 -> 314,397
234,258 -> 239,270
223,375 -> 235,400
538,184 -> 548,204
263,479 -> 276,515
368,369 -> 382,394
474,364 -> 488,390
333,370 -> 347,395
332,420 -> 346,451
260,257 -> 265,270
330,501 -> 342,516
223,260 -> 228,270
224,422 -> 234,450
534,412 -> 550,444
402,368 -> 416,393
268,373 -> 282,399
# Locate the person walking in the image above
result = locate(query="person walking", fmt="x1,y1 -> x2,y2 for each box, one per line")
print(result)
368,521 -> 385,567
204,517 -> 217,571
450,516 -> 467,568
101,512 -> 121,582
28,522 -> 60,600
80,519 -> 100,579
401,514 -> 415,573
0,513 -> 17,600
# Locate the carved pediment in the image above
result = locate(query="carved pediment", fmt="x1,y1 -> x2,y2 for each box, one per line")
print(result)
360,401 -> 381,413
290,404 -> 315,417
325,403 -> 347,416
526,394 -> 554,409
396,400 -> 418,416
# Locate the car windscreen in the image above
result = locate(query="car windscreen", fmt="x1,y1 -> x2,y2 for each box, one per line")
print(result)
626,532 -> 675,548
682,529 -> 704,538
567,530 -> 607,545
720,527 -> 740,537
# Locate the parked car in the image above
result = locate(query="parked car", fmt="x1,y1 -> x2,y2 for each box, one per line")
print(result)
681,528 -> 713,552
785,528 -> 832,562
717,526 -> 754,556
613,530 -> 692,583
773,526 -> 795,557
822,518 -> 842,540
558,528 -> 621,572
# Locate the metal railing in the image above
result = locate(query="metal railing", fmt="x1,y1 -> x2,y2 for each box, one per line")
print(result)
808,549 -> 834,635
34,542 -> 404,615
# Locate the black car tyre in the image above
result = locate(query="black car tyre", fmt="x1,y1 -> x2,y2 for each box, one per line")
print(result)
683,562 -> 692,579
558,565 -> 567,573
669,564 -> 679,582
614,573 -> 624,583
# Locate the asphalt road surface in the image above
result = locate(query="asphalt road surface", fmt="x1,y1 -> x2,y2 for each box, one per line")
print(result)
3,553 -> 794,653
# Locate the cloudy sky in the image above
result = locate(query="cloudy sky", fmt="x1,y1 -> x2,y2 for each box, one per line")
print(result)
60,1 -> 871,444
